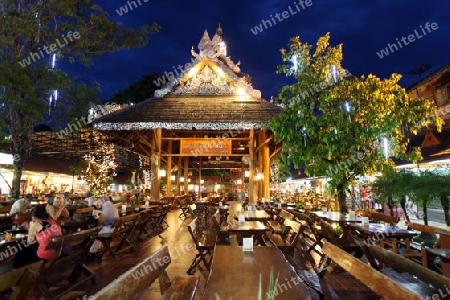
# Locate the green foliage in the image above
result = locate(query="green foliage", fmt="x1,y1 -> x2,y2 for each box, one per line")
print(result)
0,0 -> 159,196
270,33 -> 441,211
374,167 -> 450,223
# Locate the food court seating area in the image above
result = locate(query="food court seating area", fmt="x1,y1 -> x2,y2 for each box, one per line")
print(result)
2,197 -> 450,299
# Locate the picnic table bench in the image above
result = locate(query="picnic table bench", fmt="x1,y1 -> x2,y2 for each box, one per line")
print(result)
93,244 -> 199,299
267,209 -> 294,235
267,219 -> 301,253
187,218 -> 216,275
36,226 -> 101,299
321,241 -> 427,300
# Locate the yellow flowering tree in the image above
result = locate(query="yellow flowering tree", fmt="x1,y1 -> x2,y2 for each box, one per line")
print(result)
270,33 -> 442,212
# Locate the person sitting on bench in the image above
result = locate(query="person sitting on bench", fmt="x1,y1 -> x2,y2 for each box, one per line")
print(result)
13,205 -> 62,268
89,196 -> 119,257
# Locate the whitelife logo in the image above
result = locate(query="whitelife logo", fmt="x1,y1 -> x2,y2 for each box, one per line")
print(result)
18,31 -> 81,67
376,22 -> 438,59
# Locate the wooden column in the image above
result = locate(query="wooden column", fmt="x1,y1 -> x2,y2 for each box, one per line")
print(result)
263,130 -> 271,200
176,158 -> 182,195
184,157 -> 189,195
248,129 -> 256,205
257,131 -> 263,200
166,140 -> 172,197
198,157 -> 202,198
150,129 -> 162,201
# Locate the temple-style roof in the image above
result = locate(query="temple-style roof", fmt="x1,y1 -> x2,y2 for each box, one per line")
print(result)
93,27 -> 281,131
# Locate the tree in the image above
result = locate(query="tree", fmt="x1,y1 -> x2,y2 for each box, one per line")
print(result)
109,72 -> 161,104
0,0 -> 160,198
373,166 -> 415,220
270,33 -> 442,212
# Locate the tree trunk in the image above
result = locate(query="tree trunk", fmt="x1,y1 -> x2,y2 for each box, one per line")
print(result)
337,183 -> 347,213
387,196 -> 394,216
12,160 -> 23,198
440,194 -> 450,227
400,195 -> 410,222
422,202 -> 428,226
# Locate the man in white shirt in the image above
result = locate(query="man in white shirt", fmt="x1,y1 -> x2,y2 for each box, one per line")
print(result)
89,196 -> 119,255
10,194 -> 33,215
84,191 -> 96,206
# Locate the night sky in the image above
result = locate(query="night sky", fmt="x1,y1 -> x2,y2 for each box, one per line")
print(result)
65,0 -> 450,101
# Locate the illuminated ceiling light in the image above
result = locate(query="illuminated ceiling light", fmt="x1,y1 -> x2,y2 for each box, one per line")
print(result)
188,178 -> 191,183
200,179 -> 204,184
170,175 -> 176,181
237,179 -> 242,184
180,177 -> 185,182
158,169 -> 166,177
256,173 -> 263,180
244,170 -> 250,177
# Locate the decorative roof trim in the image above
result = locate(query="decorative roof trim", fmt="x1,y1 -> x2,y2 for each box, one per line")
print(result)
93,122 -> 271,131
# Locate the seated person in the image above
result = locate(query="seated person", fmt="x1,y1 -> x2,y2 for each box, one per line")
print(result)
63,192 -> 72,206
46,196 -> 69,221
13,205 -> 63,268
84,191 -> 96,206
89,196 -> 119,256
45,191 -> 56,206
9,193 -> 32,215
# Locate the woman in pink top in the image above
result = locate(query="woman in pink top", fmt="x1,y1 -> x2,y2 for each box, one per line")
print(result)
13,205 -> 63,268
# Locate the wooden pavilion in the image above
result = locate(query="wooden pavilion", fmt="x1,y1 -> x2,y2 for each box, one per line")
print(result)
93,27 -> 282,202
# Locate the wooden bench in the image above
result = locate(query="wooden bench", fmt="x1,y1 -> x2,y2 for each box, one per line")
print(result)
187,218 -> 216,274
0,261 -> 43,300
93,244 -> 199,299
37,226 -> 101,299
267,219 -> 301,253
361,243 -> 450,298
321,241 -> 424,299
267,209 -> 294,235
212,211 -> 230,245
97,213 -> 141,261
319,219 -> 363,258
74,206 -> 94,215
179,199 -> 191,220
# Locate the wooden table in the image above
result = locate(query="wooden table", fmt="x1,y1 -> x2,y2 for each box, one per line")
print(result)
234,210 -> 270,222
427,248 -> 450,277
227,221 -> 270,246
346,223 -> 417,247
311,211 -> 365,223
203,245 -> 318,299
59,216 -> 99,233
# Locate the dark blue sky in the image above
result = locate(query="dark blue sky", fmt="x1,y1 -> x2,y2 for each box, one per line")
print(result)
66,0 -> 450,101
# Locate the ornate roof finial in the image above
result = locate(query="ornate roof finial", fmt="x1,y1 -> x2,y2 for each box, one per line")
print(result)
216,23 -> 223,36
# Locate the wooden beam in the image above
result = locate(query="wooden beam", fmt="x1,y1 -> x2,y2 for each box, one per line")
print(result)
166,140 -> 172,197
150,129 -> 162,201
135,131 -> 154,151
322,242 -> 422,300
269,146 -> 282,159
184,158 -> 189,195
256,136 -> 273,153
248,129 -> 255,204
262,130 -> 270,200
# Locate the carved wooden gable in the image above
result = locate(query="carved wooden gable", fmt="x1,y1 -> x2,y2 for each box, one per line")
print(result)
171,63 -> 237,95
